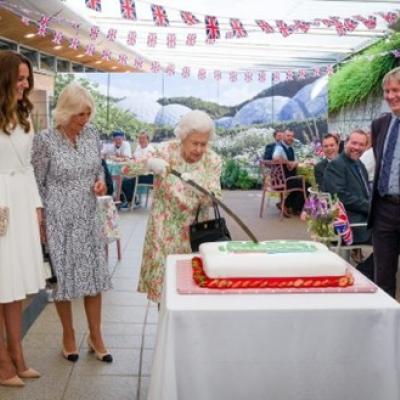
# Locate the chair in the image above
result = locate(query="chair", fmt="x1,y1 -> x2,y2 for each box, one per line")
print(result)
259,160 -> 306,219
97,195 -> 122,261
132,175 -> 154,209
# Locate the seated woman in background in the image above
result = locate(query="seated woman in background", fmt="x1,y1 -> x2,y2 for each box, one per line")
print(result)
32,82 -> 113,364
122,110 -> 222,303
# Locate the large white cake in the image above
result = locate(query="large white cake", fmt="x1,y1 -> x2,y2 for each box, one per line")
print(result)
199,240 -> 348,279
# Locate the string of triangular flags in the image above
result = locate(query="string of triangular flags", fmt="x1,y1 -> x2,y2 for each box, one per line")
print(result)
84,0 -> 400,39
2,0 -> 400,83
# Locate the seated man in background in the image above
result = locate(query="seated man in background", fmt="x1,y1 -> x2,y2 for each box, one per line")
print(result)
103,130 -> 132,160
123,131 -> 155,208
324,129 -> 374,280
263,130 -> 283,160
272,129 -> 306,215
314,133 -> 339,191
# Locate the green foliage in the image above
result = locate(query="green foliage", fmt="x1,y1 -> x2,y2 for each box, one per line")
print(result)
157,96 -> 231,118
329,33 -> 400,113
54,74 -> 152,139
221,159 -> 258,190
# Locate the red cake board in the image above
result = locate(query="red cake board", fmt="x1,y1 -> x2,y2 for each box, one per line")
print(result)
176,260 -> 377,295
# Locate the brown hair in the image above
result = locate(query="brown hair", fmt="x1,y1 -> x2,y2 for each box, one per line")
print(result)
0,50 -> 34,135
323,133 -> 339,145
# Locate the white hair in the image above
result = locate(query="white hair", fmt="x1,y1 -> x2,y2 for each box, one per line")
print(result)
174,110 -> 215,141
53,82 -> 96,127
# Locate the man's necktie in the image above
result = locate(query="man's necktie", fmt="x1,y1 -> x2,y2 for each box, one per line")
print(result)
378,117 -> 400,196
355,162 -> 370,196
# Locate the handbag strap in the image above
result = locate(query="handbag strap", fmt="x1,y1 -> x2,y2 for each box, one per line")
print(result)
194,198 -> 221,222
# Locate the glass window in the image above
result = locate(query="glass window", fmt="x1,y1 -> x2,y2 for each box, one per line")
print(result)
0,39 -> 17,51
84,66 -> 96,73
19,47 -> 38,68
72,63 -> 84,72
40,53 -> 55,71
56,59 -> 70,73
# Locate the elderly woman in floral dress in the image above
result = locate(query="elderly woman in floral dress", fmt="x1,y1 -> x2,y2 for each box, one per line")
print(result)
122,110 -> 222,303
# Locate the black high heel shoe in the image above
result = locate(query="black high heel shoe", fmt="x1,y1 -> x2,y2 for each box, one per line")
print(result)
87,337 -> 113,363
62,348 -> 79,362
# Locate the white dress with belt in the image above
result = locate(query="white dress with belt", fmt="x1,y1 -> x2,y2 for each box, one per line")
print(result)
0,126 -> 46,303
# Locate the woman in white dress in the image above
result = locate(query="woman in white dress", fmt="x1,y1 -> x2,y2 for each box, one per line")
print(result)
0,51 -> 46,387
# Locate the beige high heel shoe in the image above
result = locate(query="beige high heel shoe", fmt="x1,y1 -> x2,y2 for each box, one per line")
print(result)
0,375 -> 25,387
17,367 -> 41,379
87,337 -> 113,363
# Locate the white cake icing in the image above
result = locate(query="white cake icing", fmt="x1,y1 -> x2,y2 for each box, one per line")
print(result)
199,240 -> 348,278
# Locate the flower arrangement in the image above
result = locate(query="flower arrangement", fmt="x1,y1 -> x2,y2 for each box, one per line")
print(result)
301,191 -> 340,245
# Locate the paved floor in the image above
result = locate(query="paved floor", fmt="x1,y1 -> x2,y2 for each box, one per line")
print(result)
0,190 -> 309,400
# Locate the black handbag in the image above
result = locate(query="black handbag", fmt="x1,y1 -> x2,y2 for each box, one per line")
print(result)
189,201 -> 232,252
42,243 -> 57,285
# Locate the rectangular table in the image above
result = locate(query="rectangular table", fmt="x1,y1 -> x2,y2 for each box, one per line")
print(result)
147,255 -> 400,400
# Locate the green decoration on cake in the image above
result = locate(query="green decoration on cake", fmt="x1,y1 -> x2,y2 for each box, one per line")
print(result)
224,241 -> 318,254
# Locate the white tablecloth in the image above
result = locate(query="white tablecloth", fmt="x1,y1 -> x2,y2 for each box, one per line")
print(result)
148,255 -> 400,400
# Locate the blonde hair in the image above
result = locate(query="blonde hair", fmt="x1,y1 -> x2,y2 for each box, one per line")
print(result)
382,66 -> 400,87
174,110 -> 215,141
53,82 -> 95,127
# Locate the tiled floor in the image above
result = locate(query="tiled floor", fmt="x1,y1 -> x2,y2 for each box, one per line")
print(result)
0,191 -> 309,400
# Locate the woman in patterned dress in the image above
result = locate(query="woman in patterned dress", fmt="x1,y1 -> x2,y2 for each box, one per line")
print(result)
0,51 -> 45,387
122,110 -> 222,303
32,83 -> 113,363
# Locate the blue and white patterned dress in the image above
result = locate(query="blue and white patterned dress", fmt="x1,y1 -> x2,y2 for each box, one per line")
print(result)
32,125 -> 112,301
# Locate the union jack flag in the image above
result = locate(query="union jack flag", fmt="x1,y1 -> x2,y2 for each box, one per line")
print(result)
118,54 -> 127,65
120,0 -> 136,20
21,16 -> 30,26
147,33 -> 157,47
293,20 -> 310,33
90,26 -> 100,41
344,18 -> 358,32
86,0 -> 101,12
286,70 -> 294,81
230,18 -> 247,38
272,71 -> 279,82
134,57 -> 144,69
151,61 -> 161,73
37,16 -> 50,37
198,68 -> 207,80
181,66 -> 190,79
85,43 -> 95,56
205,15 -> 220,40
353,15 -> 376,30
244,71 -> 253,83
298,69 -> 307,80
214,70 -> 222,81
180,11 -> 200,25
107,28 -> 118,42
275,20 -> 293,37
229,71 -> 238,82
69,37 -> 80,50
333,201 -> 353,245
313,66 -> 321,77
101,49 -> 111,61
255,19 -> 274,33
52,32 -> 63,45
326,65 -> 334,76
320,18 -> 335,27
186,33 -> 197,46
165,64 -> 175,76
127,31 -> 136,46
151,4 -> 169,26
166,33 -> 176,48
258,71 -> 267,82
379,11 -> 398,25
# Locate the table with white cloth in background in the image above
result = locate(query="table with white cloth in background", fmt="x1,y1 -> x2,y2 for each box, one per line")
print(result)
147,255 -> 400,400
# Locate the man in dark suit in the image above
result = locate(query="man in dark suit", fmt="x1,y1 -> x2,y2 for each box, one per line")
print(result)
263,130 -> 283,160
368,66 -> 400,298
314,133 -> 339,191
324,129 -> 374,280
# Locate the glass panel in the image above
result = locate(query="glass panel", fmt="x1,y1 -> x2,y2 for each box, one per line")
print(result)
19,47 -> 38,68
72,63 -> 84,72
40,53 -> 55,71
0,39 -> 17,51
56,59 -> 70,73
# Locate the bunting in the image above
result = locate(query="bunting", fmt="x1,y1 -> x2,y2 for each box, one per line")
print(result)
230,18 -> 247,38
120,0 -> 136,20
205,15 -> 220,40
85,0 -> 101,12
151,4 -> 169,26
180,10 -> 200,25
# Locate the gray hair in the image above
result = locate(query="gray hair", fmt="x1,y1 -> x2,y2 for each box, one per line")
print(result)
382,66 -> 400,87
174,110 -> 215,141
53,82 -> 95,127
